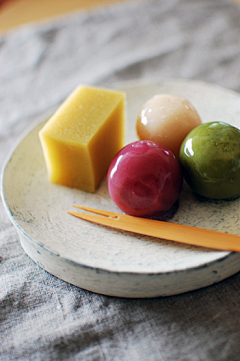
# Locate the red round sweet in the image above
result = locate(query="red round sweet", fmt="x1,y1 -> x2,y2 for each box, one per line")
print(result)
107,140 -> 183,217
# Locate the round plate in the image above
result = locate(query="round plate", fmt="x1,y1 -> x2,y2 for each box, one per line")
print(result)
2,79 -> 240,298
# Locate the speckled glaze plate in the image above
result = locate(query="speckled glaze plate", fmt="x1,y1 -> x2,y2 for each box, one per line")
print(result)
2,79 -> 240,298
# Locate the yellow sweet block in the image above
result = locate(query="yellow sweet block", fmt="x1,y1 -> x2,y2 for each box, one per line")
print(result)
39,85 -> 125,192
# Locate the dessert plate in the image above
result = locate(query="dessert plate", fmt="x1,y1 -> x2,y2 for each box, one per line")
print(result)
2,79 -> 240,298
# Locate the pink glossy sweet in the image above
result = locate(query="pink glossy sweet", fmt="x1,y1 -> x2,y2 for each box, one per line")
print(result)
107,140 -> 183,217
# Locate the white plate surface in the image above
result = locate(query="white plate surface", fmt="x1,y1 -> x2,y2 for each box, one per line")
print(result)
2,79 -> 240,298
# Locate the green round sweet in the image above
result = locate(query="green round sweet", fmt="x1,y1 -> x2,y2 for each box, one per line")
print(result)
179,121 -> 240,199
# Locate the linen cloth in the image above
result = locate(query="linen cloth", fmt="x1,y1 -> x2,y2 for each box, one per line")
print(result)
1,0 -> 240,359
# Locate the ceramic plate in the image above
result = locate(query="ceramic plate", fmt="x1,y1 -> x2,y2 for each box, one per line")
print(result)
2,79 -> 240,298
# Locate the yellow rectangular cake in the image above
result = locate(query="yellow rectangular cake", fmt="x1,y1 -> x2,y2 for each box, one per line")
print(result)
39,85 -> 125,192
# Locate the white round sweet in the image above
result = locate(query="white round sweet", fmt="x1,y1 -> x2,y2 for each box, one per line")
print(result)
136,94 -> 202,157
